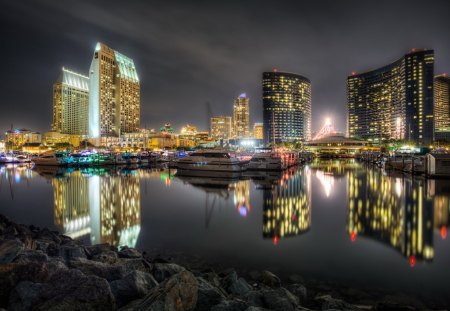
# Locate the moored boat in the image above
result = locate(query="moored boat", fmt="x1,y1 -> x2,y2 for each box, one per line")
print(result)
176,149 -> 245,172
32,152 -> 74,166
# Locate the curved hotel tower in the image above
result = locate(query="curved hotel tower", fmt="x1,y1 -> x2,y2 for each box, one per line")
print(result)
347,49 -> 434,145
263,71 -> 311,144
89,42 -> 140,139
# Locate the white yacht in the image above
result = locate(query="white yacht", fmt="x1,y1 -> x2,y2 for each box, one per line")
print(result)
0,153 -> 31,164
246,152 -> 285,171
32,152 -> 73,166
176,150 -> 245,172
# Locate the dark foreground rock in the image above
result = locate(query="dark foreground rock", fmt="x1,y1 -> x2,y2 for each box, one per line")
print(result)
0,214 -> 444,310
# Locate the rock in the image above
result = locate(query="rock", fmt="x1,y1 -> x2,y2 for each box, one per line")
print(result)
288,274 -> 305,284
110,270 -> 158,307
193,277 -> 227,311
245,288 -> 299,311
260,271 -> 281,288
0,239 -> 24,264
0,262 -> 49,307
59,245 -> 86,261
120,270 -> 198,311
68,258 -> 126,281
314,294 -> 361,311
119,246 -> 142,259
84,243 -> 115,258
221,271 -> 252,297
286,284 -> 307,305
245,307 -> 270,311
27,269 -> 115,310
210,299 -> 248,311
119,258 -> 152,274
92,250 -> 119,264
8,281 -> 44,310
152,262 -> 186,283
13,250 -> 48,264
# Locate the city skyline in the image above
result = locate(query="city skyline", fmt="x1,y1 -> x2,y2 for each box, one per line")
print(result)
2,0 -> 450,135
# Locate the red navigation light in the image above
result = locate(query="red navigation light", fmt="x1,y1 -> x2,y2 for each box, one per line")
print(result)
441,225 -> 447,240
351,71 -> 357,76
273,68 -> 278,72
409,255 -> 416,268
411,48 -> 416,52
443,72 -> 448,77
350,230 -> 356,242
273,235 -> 278,246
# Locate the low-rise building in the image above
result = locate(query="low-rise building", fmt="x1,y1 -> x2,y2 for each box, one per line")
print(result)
5,129 -> 42,149
120,129 -> 150,149
305,134 -> 370,157
43,131 -> 82,148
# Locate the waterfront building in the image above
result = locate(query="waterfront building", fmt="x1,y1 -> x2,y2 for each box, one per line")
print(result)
148,127 -> 177,150
211,116 -> 232,140
5,129 -> 42,148
263,71 -> 312,144
347,49 -> 434,145
305,133 -> 369,157
120,129 -> 150,149
253,122 -> 263,140
178,124 -> 198,148
52,67 -> 89,136
89,42 -> 140,139
434,74 -> 450,142
0,140 -> 5,152
233,93 -> 250,138
42,131 -> 82,148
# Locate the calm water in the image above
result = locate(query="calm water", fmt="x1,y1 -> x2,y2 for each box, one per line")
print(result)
1,160 -> 449,302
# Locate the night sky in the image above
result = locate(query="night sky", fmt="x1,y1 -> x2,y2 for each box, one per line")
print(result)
1,0 -> 450,135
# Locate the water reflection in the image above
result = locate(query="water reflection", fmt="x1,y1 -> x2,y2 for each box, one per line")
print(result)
347,167 -> 435,265
262,169 -> 311,244
36,167 -> 142,247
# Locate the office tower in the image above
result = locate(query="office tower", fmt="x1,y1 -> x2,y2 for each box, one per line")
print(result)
211,116 -> 232,140
434,74 -> 450,141
347,49 -> 434,145
89,42 -> 140,138
253,122 -> 263,139
52,67 -> 89,135
263,71 -> 312,144
233,93 -> 250,138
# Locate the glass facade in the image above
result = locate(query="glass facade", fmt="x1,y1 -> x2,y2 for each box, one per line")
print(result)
347,50 -> 434,145
89,42 -> 140,138
263,71 -> 311,144
434,74 -> 450,142
52,68 -> 89,135
211,116 -> 232,140
233,93 -> 250,138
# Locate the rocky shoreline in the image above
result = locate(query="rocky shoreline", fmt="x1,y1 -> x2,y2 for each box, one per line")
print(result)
0,214 -> 446,311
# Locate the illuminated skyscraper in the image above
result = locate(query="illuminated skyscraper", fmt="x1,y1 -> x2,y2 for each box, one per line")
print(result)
52,67 -> 89,135
233,93 -> 250,138
211,116 -> 232,140
253,122 -> 263,139
89,42 -> 140,138
434,74 -> 450,141
263,71 -> 312,144
347,49 -> 434,144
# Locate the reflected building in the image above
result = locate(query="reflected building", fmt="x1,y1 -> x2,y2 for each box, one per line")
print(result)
347,169 -> 434,264
263,169 -> 311,243
52,168 -> 141,247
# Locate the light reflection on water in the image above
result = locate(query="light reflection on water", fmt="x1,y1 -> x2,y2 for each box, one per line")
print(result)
0,160 -> 449,300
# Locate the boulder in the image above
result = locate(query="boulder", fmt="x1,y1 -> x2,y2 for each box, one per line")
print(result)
92,250 -> 119,264
193,277 -> 227,311
68,258 -> 126,281
15,269 -> 115,311
120,270 -> 198,311
119,246 -> 142,259
110,270 -> 158,307
260,271 -> 281,288
0,239 -> 24,264
152,262 -> 186,283
13,250 -> 48,264
59,245 -> 86,261
245,288 -> 299,311
221,271 -> 252,297
286,284 -> 307,305
119,258 -> 152,274
84,243 -> 115,258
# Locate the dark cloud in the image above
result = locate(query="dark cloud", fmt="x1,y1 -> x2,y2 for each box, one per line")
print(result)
1,0 -> 449,134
